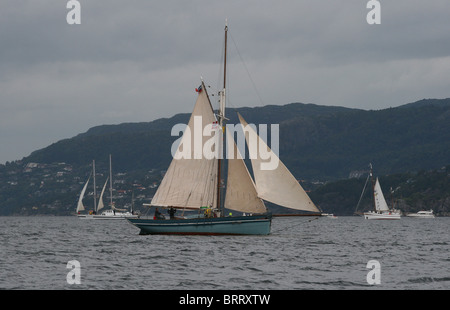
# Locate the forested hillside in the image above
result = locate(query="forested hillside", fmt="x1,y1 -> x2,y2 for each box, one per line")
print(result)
1,98 -> 449,215
22,98 -> 450,180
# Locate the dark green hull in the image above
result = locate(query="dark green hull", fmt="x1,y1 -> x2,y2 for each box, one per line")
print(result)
127,214 -> 272,235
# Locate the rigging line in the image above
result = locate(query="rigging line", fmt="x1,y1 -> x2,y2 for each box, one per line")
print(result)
229,31 -> 265,107
355,173 -> 371,213
216,35 -> 225,96
271,217 -> 320,233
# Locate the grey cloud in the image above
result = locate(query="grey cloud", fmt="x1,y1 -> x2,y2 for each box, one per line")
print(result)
1,0 -> 449,163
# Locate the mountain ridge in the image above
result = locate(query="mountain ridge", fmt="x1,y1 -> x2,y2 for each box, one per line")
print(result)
23,98 -> 450,179
1,98 -> 449,216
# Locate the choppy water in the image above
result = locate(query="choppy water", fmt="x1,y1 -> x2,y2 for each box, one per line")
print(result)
0,216 -> 448,290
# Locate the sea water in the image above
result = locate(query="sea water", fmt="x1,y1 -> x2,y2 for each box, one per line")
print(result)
0,216 -> 448,290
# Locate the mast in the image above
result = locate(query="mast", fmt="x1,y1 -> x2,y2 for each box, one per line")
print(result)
223,20 -> 228,92
93,160 -> 97,213
370,163 -> 376,212
354,170 -> 370,214
109,154 -> 113,210
216,21 -> 228,214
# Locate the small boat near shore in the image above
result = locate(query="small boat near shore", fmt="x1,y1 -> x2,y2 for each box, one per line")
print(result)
76,156 -> 138,220
356,164 -> 401,220
92,209 -> 138,220
364,210 -> 401,220
324,213 -> 338,219
405,210 -> 435,218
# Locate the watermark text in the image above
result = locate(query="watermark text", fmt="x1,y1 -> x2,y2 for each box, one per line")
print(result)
367,0 -> 381,24
66,260 -> 81,285
66,0 -> 81,25
170,116 -> 279,171
366,260 -> 381,285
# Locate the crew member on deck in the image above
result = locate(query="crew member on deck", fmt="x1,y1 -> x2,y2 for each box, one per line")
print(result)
168,207 -> 176,219
154,207 -> 164,220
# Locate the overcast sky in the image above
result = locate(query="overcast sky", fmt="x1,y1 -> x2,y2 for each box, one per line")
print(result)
1,0 -> 450,164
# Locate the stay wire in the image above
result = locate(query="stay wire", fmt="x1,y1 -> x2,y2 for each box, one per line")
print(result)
228,31 -> 266,108
355,173 -> 370,214
271,216 -> 320,233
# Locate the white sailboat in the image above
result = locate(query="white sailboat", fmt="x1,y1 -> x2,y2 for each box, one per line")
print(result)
93,155 -> 138,219
127,23 -> 320,235
361,164 -> 401,220
76,158 -> 138,219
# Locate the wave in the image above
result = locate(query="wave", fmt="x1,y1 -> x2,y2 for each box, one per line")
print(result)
407,276 -> 450,284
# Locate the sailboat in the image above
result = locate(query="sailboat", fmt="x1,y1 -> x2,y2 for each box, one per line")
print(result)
76,158 -> 138,219
92,155 -> 138,219
127,23 -> 320,235
360,164 -> 401,220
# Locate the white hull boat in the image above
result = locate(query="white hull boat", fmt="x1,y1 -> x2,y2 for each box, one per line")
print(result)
356,164 -> 401,220
76,156 -> 138,219
406,210 -> 435,218
93,210 -> 139,220
364,210 -> 401,220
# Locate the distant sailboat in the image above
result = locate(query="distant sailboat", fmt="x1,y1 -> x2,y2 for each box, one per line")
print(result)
92,155 -> 138,220
358,164 -> 401,220
127,23 -> 320,235
76,157 -> 138,219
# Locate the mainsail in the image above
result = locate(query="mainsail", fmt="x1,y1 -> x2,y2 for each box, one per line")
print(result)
76,176 -> 90,213
224,130 -> 267,214
238,113 -> 319,213
373,177 -> 389,212
151,82 -> 219,209
97,177 -> 109,212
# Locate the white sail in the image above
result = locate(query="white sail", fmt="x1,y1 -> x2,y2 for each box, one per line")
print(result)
373,178 -> 389,212
97,177 -> 109,212
151,82 -> 219,209
238,113 -> 319,213
224,130 -> 267,214
76,177 -> 90,213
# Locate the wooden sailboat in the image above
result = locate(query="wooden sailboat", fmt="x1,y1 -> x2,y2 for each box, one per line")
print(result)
127,23 -> 320,235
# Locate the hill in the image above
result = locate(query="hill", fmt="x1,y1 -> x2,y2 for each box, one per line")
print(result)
0,98 -> 449,215
22,98 -> 450,179
309,165 -> 450,216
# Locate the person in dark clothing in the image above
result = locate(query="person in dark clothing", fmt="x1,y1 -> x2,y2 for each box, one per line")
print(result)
168,207 -> 176,219
154,207 -> 164,220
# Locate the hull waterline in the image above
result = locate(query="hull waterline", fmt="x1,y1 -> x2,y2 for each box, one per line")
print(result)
77,214 -> 138,220
92,214 -> 139,220
127,214 -> 272,235
364,211 -> 401,220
